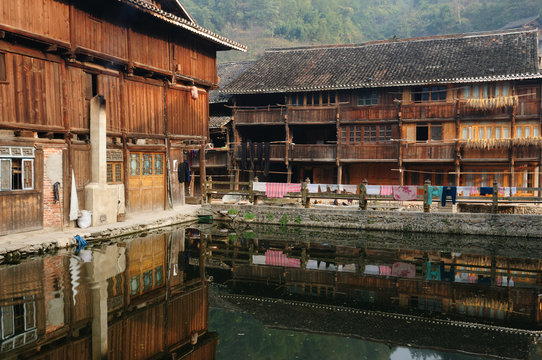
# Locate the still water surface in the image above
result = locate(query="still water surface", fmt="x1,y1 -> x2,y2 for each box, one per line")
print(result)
1,223 -> 541,359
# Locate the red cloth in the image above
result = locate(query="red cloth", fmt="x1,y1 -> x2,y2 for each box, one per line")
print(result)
265,183 -> 301,198
392,186 -> 418,201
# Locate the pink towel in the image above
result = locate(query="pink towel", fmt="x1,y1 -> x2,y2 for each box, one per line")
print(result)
265,250 -> 300,268
265,183 -> 301,198
469,186 -> 479,196
393,186 -> 418,201
380,185 -> 393,196
379,265 -> 392,276
391,262 -> 416,278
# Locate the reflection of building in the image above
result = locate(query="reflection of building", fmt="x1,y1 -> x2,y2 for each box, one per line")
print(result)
204,228 -> 542,329
0,226 -> 215,359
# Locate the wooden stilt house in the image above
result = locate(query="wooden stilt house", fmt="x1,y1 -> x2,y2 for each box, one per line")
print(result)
0,0 -> 246,235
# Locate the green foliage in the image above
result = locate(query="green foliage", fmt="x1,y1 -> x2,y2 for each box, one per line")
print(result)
279,214 -> 288,230
245,211 -> 255,220
227,208 -> 239,215
182,0 -> 542,62
294,215 -> 302,224
266,213 -> 274,220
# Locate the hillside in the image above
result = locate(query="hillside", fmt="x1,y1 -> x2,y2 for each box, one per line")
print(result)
182,0 -> 542,63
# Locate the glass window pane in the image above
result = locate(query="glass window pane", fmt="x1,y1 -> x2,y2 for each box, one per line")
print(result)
502,84 -> 510,96
107,163 -> 113,183
503,127 -> 509,138
495,127 -> 501,139
462,128 -> 468,140
473,86 -> 480,99
463,86 -> 471,99
431,125 -> 443,141
129,154 -> 140,176
154,154 -> 163,175
482,84 -> 489,98
468,127 -> 472,139
534,127 -> 539,137
486,128 -> 492,139
517,127 -> 522,138
495,85 -> 501,97
478,127 -> 484,139
422,87 -> 429,102
142,154 -> 152,175
525,127 -> 530,138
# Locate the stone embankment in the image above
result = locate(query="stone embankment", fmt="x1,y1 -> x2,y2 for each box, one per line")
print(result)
206,204 -> 542,238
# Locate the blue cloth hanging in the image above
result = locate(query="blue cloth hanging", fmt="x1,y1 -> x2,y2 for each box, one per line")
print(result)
440,186 -> 457,206
74,235 -> 87,255
479,187 -> 494,196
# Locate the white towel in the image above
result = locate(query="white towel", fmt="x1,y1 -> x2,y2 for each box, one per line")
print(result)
253,182 -> 266,192
252,255 -> 266,265
307,260 -> 318,269
365,185 -> 380,195
342,185 -> 358,194
364,265 -> 379,275
69,169 -> 79,221
307,184 -> 320,193
457,186 -> 470,197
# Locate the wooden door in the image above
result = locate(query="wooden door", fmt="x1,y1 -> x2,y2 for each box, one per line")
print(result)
128,152 -> 165,212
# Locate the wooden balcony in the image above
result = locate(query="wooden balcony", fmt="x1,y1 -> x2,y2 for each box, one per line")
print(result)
288,106 -> 337,124
341,105 -> 397,121
234,144 -> 285,161
340,143 -> 398,161
203,150 -> 228,168
235,108 -> 285,125
458,100 -> 539,119
402,143 -> 455,162
290,144 -> 336,161
401,102 -> 456,120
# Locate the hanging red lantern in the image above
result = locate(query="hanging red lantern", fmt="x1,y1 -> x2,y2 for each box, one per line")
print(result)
190,86 -> 198,100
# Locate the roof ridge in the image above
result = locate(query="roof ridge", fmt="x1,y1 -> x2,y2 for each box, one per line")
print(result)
265,28 -> 538,53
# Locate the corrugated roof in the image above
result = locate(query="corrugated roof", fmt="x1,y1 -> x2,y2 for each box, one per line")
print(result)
222,29 -> 540,94
117,0 -> 247,51
210,61 -> 255,103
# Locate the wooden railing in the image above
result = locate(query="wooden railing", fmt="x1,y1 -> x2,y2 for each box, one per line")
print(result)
234,144 -> 285,161
235,108 -> 285,125
401,102 -> 456,119
402,143 -> 455,160
340,143 -> 398,160
202,178 -> 542,213
290,144 -> 336,161
341,105 -> 397,121
204,150 -> 228,167
288,106 -> 337,124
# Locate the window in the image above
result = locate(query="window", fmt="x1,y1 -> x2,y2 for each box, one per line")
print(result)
430,123 -> 442,141
516,124 -> 539,138
379,125 -> 392,140
0,147 -> 34,191
291,93 -> 303,106
412,86 -> 446,103
0,53 -> 6,82
107,162 -> 123,184
461,123 -> 511,140
357,90 -> 378,106
364,125 -> 377,142
416,124 -> 428,141
462,83 -> 510,99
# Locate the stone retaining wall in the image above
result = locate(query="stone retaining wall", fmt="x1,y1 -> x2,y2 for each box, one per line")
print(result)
206,204 -> 542,238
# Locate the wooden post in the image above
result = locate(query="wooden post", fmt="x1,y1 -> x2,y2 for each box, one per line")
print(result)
234,167 -> 240,191
249,178 -> 254,204
359,179 -> 368,210
337,164 -> 342,186
423,179 -> 431,213
287,164 -> 292,183
302,177 -> 310,208
492,180 -> 498,213
253,176 -> 259,205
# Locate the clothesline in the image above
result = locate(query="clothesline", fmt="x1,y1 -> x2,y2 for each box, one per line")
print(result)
392,169 -> 541,175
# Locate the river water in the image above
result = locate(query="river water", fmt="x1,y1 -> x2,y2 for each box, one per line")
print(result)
1,222 -> 541,359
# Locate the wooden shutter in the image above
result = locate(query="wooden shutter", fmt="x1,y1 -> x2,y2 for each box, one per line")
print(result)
1,306 -> 14,339
22,159 -> 33,190
0,159 -> 11,190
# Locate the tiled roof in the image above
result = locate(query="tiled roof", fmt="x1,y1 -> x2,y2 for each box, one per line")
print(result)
210,61 -> 255,103
222,29 -> 540,94
117,0 -> 246,51
209,116 -> 231,129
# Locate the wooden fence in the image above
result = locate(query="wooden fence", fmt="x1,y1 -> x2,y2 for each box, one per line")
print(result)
202,177 -> 542,213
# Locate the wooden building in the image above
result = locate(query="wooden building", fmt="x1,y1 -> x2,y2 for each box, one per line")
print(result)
221,29 -> 541,188
0,0 -> 245,235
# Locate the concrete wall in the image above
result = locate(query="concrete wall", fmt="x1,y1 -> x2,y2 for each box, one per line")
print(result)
207,204 -> 542,238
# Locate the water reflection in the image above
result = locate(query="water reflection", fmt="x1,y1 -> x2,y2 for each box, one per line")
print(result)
0,228 -> 214,359
1,223 -> 542,359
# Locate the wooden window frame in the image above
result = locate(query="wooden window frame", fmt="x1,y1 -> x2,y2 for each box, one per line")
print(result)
412,86 -> 446,103
357,89 -> 378,106
21,159 -> 33,190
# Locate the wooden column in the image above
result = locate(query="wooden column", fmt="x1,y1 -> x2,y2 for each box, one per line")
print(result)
454,99 -> 461,186
397,101 -> 404,185
199,142 -> 206,201
336,104 -> 341,184
285,108 -> 290,169
287,164 -> 292,183
510,84 -> 517,187
337,165 -> 342,185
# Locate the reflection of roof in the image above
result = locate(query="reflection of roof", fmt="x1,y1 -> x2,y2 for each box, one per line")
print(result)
209,116 -> 231,129
117,0 -> 246,51
501,16 -> 540,30
212,292 -> 540,359
210,61 -> 255,103
222,29 -> 541,94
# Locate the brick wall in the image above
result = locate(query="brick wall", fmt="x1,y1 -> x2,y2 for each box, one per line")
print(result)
43,147 -> 64,229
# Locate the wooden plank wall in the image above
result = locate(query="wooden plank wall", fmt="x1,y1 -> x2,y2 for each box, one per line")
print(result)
0,0 -> 70,43
173,38 -> 217,84
167,86 -> 209,137
71,146 -> 91,211
169,147 -> 185,206
71,5 -> 129,60
100,74 -> 122,133
66,66 -> 89,131
0,53 -> 62,128
124,79 -> 164,135
130,24 -> 170,70
125,304 -> 165,360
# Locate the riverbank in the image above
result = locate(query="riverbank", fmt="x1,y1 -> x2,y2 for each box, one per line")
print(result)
206,204 -> 542,238
0,205 -> 199,263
